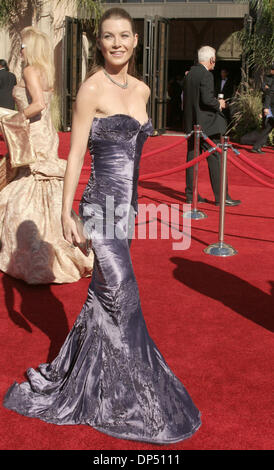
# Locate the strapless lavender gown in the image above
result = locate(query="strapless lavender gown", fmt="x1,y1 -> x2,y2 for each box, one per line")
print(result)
4,114 -> 201,444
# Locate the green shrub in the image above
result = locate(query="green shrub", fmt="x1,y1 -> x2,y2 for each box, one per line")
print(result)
230,80 -> 273,145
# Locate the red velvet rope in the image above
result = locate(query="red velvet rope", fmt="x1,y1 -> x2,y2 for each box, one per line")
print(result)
203,135 -> 274,189
202,136 -> 224,154
141,137 -> 187,159
78,134 -> 274,188
81,135 -> 188,171
227,154 -> 274,189
78,149 -> 211,184
235,152 -> 274,179
139,149 -> 211,181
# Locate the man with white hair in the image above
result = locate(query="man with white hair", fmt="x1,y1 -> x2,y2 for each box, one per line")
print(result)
182,46 -> 240,206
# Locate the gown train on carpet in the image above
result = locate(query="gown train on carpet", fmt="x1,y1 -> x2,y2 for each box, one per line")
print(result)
4,114 -> 201,444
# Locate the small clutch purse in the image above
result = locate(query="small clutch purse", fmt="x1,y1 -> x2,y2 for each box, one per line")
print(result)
0,107 -> 37,168
0,107 -> 37,167
71,209 -> 92,256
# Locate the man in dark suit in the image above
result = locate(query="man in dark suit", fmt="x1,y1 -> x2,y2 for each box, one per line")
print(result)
215,68 -> 234,101
182,46 -> 240,206
251,63 -> 274,154
0,59 -> 17,110
215,68 -> 235,125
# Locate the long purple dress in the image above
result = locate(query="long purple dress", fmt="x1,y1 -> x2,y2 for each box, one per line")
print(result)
4,114 -> 201,444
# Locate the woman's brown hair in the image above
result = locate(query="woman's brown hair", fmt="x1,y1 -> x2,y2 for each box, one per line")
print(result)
86,7 -> 138,80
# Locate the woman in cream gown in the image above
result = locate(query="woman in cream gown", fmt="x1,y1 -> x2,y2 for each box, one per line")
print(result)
0,27 -> 93,284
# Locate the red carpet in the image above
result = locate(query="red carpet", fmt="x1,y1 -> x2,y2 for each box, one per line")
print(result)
0,133 -> 273,450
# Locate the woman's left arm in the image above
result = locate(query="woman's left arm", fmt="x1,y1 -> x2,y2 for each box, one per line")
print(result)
22,66 -> 46,119
142,81 -> 151,105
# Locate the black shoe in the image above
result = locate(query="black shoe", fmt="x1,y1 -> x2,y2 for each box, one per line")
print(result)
186,196 -> 208,204
251,148 -> 265,154
215,197 -> 241,207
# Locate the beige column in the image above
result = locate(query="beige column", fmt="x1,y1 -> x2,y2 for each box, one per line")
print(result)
82,32 -> 89,81
36,0 -> 54,40
0,28 -> 11,63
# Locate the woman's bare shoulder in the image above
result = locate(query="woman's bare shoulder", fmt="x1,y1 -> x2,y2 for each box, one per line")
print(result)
131,76 -> 150,98
23,65 -> 49,87
22,65 -> 50,91
82,70 -> 104,92
22,65 -> 39,78
75,72 -> 104,115
77,73 -> 101,101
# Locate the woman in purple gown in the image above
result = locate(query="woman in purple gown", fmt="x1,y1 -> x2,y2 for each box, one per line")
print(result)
4,8 -> 201,444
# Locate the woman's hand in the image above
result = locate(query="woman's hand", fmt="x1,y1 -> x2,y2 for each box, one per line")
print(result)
61,213 -> 81,245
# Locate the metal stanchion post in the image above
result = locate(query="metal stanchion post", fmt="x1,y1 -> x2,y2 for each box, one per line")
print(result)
204,136 -> 237,257
183,125 -> 207,220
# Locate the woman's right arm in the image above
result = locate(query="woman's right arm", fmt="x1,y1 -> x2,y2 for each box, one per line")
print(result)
62,79 -> 98,244
22,66 -> 45,118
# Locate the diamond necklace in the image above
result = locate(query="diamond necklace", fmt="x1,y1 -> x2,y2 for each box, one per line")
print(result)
103,69 -> 128,89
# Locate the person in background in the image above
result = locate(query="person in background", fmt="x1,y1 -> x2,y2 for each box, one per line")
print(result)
0,59 -> 17,110
215,68 -> 234,101
251,63 -> 274,154
167,76 -> 182,129
0,28 -> 93,284
180,70 -> 189,111
215,67 -> 235,126
183,46 -> 241,206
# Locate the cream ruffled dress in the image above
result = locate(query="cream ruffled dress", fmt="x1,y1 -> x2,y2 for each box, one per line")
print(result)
0,86 -> 93,284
